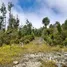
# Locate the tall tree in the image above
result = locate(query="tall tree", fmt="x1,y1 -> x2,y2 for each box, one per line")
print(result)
15,15 -> 19,30
8,2 -> 13,15
8,15 -> 19,30
62,19 -> 67,30
8,2 -> 13,30
42,17 -> 50,28
0,16 -> 3,30
26,19 -> 32,35
56,21 -> 62,33
0,3 -> 7,30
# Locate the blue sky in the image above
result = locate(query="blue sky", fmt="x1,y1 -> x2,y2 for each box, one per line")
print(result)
18,0 -> 59,14
0,0 -> 67,28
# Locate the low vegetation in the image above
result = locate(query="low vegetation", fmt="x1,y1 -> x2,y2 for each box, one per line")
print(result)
0,44 -> 67,65
40,61 -> 57,67
0,45 -> 23,64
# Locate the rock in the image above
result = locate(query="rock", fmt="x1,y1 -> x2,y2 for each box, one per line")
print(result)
15,63 -> 26,67
13,52 -> 67,67
26,61 -> 41,67
22,63 -> 26,67
64,54 -> 67,57
56,63 -> 62,67
13,61 -> 19,65
57,53 -> 61,56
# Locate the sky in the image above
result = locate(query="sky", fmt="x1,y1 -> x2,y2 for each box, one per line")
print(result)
0,0 -> 67,28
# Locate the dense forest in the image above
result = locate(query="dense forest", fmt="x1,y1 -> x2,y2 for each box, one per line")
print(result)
0,2 -> 67,47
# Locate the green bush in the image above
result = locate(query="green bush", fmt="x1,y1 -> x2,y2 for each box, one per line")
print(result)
20,35 -> 34,44
63,38 -> 67,46
23,39 -> 30,44
0,40 -> 3,46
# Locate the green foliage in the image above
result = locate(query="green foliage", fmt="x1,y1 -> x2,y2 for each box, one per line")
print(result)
49,24 -> 54,28
0,16 -> 3,30
42,17 -> 50,28
0,3 -> 6,30
0,30 -> 5,46
33,28 -> 43,37
63,38 -> 67,46
8,2 -> 13,12
8,15 -> 19,30
0,2 -> 67,47
20,35 -> 34,44
56,22 -> 62,33
62,19 -> 67,30
41,61 -> 57,67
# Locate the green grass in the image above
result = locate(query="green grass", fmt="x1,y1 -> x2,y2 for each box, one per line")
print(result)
0,45 -> 23,64
0,43 -> 67,65
23,43 -> 67,53
40,60 -> 57,67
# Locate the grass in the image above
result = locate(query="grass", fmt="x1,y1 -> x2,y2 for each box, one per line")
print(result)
0,45 -> 23,64
23,43 -> 67,53
40,60 -> 57,67
0,43 -> 67,65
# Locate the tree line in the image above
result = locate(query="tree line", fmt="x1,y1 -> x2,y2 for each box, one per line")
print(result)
0,2 -> 67,47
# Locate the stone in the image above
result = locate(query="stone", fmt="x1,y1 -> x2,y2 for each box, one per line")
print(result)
13,52 -> 67,67
13,61 -> 19,65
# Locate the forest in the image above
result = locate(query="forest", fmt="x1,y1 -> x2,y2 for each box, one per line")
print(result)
0,2 -> 67,47
0,2 -> 67,67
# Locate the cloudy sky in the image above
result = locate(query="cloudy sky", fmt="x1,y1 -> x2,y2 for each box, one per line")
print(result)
0,0 -> 67,28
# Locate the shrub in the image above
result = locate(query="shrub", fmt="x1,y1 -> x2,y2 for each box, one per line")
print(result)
63,38 -> 67,46
20,35 -> 34,44
23,39 -> 30,44
0,40 -> 3,47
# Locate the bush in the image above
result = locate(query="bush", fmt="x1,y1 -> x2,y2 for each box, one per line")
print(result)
0,40 -> 3,46
20,35 -> 34,44
0,31 -> 5,46
63,38 -> 67,46
23,39 -> 30,44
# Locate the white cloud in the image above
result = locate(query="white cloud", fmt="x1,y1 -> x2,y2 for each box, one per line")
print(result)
45,0 -> 67,15
0,0 -> 67,28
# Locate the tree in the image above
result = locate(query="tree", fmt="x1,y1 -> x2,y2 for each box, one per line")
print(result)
0,16 -> 3,30
42,17 -> 50,28
8,2 -> 13,30
33,28 -> 43,37
0,30 -> 5,46
56,21 -> 62,33
8,15 -> 14,29
0,3 -> 7,30
15,15 -> 19,29
8,15 -> 19,31
26,19 -> 32,35
49,24 -> 54,28
19,19 -> 32,36
63,38 -> 67,46
62,19 -> 67,30
8,2 -> 13,14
